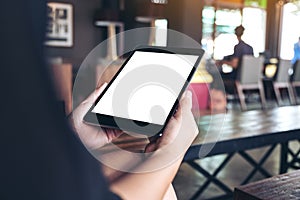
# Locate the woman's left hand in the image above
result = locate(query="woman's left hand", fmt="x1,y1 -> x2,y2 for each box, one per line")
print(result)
68,83 -> 123,150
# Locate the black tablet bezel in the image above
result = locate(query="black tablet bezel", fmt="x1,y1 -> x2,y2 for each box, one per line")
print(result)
83,46 -> 205,136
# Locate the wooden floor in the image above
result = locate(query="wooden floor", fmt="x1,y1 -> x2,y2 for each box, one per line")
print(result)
173,99 -> 300,200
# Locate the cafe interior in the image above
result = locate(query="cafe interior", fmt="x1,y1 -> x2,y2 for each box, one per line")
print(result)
5,0 -> 300,199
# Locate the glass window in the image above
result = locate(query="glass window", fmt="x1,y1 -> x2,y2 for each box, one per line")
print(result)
202,5 -> 266,59
242,7 -> 266,57
154,19 -> 168,46
280,3 -> 300,60
201,6 -> 215,56
214,8 -> 242,59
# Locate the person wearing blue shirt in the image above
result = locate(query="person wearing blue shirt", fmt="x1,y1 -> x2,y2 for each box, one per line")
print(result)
292,37 -> 300,65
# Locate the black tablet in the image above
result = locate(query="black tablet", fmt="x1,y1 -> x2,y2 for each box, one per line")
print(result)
84,46 -> 204,136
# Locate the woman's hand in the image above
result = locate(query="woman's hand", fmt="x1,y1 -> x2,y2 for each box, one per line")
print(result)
68,83 -> 123,150
145,90 -> 197,153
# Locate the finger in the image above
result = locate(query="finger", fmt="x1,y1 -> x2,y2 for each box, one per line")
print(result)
72,82 -> 107,120
147,133 -> 162,144
172,91 -> 188,120
79,82 -> 108,112
173,90 -> 192,120
103,128 -> 124,142
144,142 -> 157,153
87,82 -> 108,104
179,90 -> 192,112
181,91 -> 187,101
173,102 -> 182,121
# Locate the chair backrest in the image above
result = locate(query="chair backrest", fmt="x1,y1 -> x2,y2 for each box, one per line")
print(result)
239,55 -> 264,84
48,60 -> 73,115
292,60 -> 300,82
275,59 -> 292,83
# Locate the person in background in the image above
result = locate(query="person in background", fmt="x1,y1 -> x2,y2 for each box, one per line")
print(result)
209,88 -> 227,113
0,0 -> 198,200
216,25 -> 254,94
291,36 -> 300,65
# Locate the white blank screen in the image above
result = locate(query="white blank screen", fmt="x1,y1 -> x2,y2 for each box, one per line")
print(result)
92,51 -> 198,125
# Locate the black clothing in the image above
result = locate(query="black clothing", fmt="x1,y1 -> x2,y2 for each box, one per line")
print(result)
0,0 -> 121,199
221,40 -> 254,94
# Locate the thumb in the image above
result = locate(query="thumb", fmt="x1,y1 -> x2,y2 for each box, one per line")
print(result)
75,82 -> 108,119
180,90 -> 193,113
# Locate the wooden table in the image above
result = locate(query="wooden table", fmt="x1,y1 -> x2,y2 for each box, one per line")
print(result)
105,106 -> 300,199
234,170 -> 300,200
184,106 -> 300,199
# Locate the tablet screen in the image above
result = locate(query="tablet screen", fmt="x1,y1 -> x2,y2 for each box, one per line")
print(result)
92,50 -> 199,125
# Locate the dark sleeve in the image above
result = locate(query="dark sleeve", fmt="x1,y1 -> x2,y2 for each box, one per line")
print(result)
1,121 -> 124,200
112,193 -> 123,200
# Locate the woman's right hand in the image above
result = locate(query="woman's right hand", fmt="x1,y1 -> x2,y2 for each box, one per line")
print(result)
145,90 -> 198,153
110,90 -> 199,200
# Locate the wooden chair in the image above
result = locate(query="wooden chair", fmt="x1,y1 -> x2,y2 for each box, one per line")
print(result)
273,59 -> 296,105
235,55 -> 266,111
291,60 -> 300,104
48,58 -> 73,115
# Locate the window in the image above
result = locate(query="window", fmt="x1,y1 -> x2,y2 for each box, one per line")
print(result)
280,2 -> 300,60
154,19 -> 168,46
214,8 -> 242,59
242,7 -> 266,57
202,5 -> 266,59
